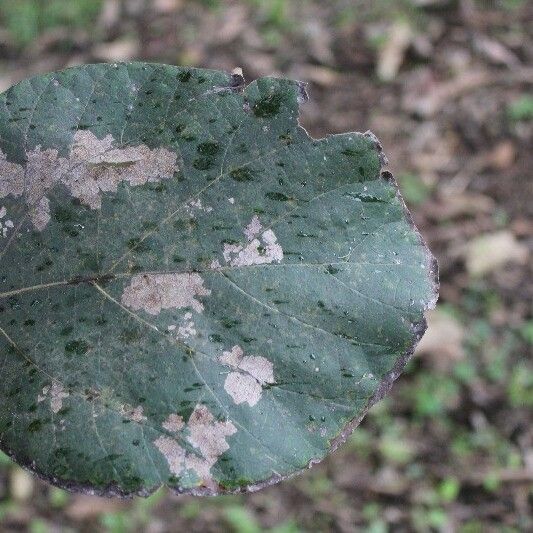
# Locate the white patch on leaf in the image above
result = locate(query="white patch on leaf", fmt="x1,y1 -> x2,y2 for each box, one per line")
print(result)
29,197 -> 50,231
121,273 -> 210,315
220,345 -> 274,407
0,131 -> 178,230
167,312 -> 197,338
0,206 -> 14,238
223,373 -> 264,407
0,153 -> 24,199
119,404 -> 147,423
154,436 -> 185,476
66,131 -> 178,209
38,382 -> 69,414
162,413 -> 184,433
243,215 -> 262,240
176,312 -> 196,339
222,216 -> 283,267
153,404 -> 236,484
185,404 -> 237,480
219,345 -> 243,367
185,198 -> 213,216
209,259 -> 221,270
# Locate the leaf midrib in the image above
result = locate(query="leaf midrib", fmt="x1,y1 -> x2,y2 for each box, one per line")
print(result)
0,259 -> 416,299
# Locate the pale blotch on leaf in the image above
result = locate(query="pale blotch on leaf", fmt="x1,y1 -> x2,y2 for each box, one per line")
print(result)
37,382 -> 69,414
177,312 -> 197,339
119,404 -> 147,423
185,404 -> 237,482
168,312 -> 196,339
30,197 -> 51,231
121,273 -> 211,315
220,345 -> 274,407
153,436 -> 185,476
243,215 -> 262,241
0,206 -> 14,238
0,131 -> 178,230
185,198 -> 213,216
67,131 -> 178,209
154,404 -> 236,485
162,413 -> 184,433
0,152 -> 24,198
209,259 -> 222,270
223,215 -> 283,267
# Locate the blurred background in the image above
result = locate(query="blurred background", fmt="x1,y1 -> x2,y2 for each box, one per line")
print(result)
0,0 -> 531,531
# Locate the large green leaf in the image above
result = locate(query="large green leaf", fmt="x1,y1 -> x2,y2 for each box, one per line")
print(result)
0,63 -> 438,496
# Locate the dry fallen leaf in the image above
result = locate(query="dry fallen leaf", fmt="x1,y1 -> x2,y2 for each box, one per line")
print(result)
371,466 -> 408,495
463,231 -> 529,277
425,191 -> 495,220
10,468 -> 34,501
473,35 -> 520,67
66,495 -> 126,520
416,308 -> 465,369
489,141 -> 516,170
92,39 -> 140,62
295,65 -> 339,87
154,0 -> 183,14
377,21 -> 412,82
